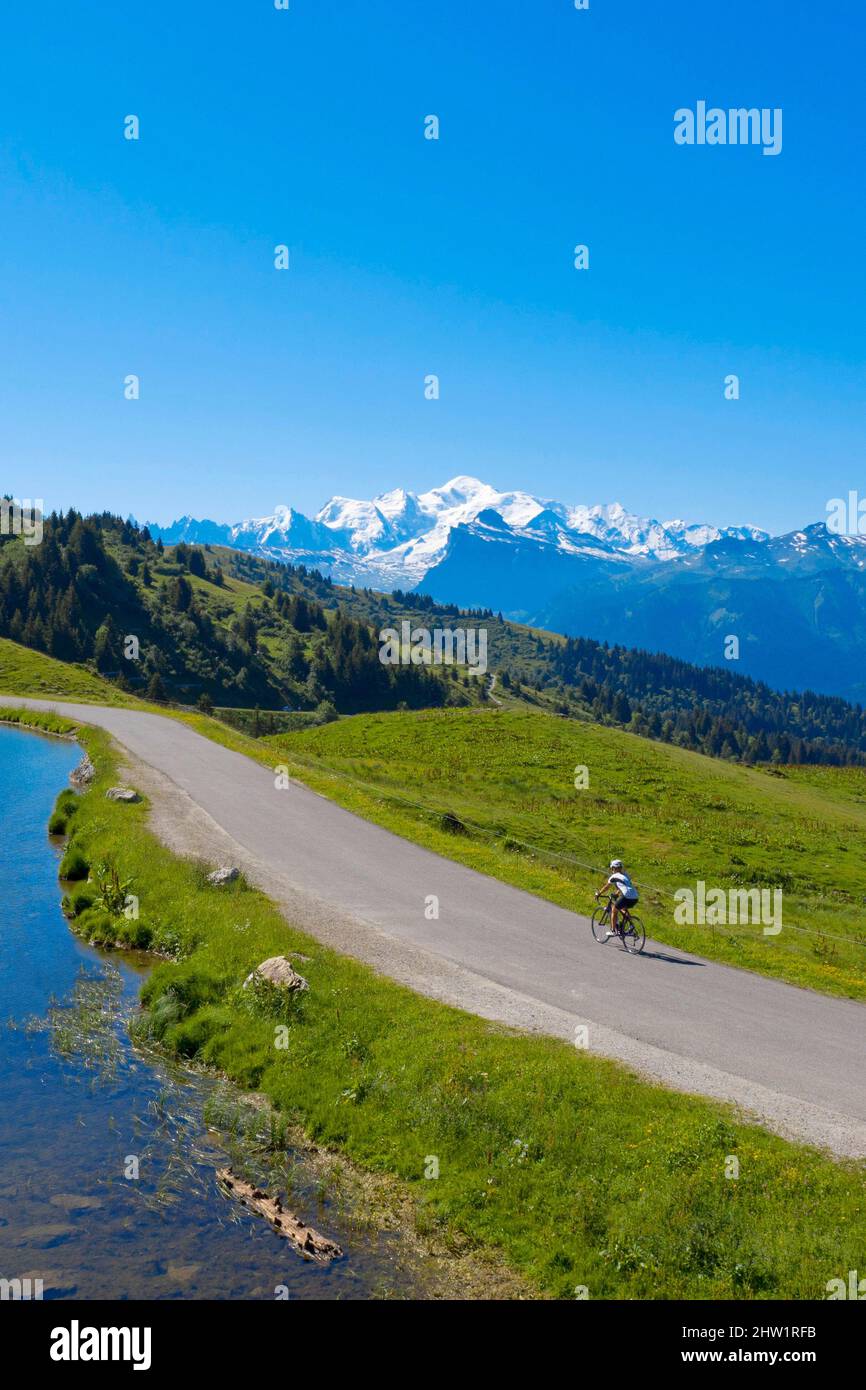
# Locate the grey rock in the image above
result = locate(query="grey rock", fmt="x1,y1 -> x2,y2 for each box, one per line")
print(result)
105,787 -> 141,803
206,866 -> 240,887
70,756 -> 95,788
243,956 -> 309,993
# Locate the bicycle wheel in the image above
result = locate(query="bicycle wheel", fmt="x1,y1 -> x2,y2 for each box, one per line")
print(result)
591,906 -> 612,943
621,915 -> 646,954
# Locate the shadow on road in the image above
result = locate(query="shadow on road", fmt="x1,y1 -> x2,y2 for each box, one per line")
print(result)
639,945 -> 706,967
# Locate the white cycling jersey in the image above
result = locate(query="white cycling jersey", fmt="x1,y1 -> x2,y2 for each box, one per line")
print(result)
608,870 -> 638,901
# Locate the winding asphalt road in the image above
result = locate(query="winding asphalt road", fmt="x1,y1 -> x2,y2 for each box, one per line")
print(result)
6,696 -> 866,1157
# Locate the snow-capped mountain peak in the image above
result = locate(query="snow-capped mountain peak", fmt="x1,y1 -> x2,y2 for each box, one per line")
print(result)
149,474 -> 773,590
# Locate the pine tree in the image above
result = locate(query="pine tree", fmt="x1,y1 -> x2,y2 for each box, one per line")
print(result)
146,672 -> 168,702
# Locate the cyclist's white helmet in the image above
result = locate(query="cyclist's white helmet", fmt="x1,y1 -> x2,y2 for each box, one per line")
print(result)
609,859 -> 623,870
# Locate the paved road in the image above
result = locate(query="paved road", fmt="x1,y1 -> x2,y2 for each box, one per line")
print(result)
6,697 -> 866,1155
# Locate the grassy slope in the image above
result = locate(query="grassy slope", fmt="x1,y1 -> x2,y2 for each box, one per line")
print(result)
0,637 -> 137,704
256,707 -> 866,1000
10,703 -> 865,1301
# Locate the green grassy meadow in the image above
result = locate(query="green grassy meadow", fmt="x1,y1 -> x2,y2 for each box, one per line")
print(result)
0,637 -> 137,704
258,707 -> 866,1000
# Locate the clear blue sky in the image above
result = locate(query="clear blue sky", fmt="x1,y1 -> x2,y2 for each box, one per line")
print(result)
1,0 -> 863,533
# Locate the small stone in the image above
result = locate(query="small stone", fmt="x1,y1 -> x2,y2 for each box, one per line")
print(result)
243,956 -> 309,993
48,1194 -> 103,1212
105,787 -> 141,803
207,866 -> 240,887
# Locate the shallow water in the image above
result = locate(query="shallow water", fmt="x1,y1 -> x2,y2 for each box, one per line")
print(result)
0,724 -> 421,1299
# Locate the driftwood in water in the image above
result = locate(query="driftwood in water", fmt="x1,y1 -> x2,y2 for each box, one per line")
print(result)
216,1168 -> 343,1262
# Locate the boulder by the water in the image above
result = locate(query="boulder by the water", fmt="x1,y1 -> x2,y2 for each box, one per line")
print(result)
206,866 -> 239,887
105,787 -> 141,803
243,956 -> 309,993
70,756 -> 95,788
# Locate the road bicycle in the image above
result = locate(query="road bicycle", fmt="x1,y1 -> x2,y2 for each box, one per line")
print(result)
591,893 -> 646,954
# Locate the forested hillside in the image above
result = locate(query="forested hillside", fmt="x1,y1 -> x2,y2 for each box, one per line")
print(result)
548,636 -> 866,766
0,511 -> 465,714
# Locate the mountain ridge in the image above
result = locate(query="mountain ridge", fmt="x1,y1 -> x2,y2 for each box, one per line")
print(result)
145,472 -> 771,581
144,475 -> 866,700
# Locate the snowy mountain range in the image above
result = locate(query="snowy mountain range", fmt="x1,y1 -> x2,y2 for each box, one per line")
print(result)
147,474 -> 770,587
146,475 -> 866,702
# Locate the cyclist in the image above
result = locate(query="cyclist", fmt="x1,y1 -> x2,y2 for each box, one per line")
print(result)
595,859 -> 639,937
